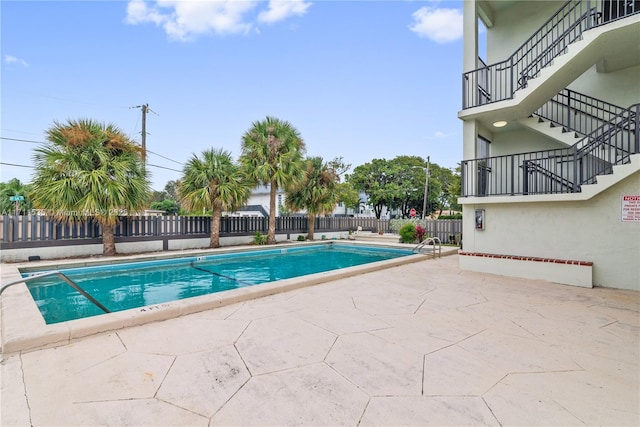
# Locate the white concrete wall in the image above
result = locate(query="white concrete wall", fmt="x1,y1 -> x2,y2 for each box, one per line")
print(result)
462,172 -> 640,290
568,64 -> 640,108
485,1 -> 559,63
487,128 -> 565,156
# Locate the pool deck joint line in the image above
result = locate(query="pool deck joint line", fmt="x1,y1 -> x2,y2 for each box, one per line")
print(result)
2,244 -> 638,426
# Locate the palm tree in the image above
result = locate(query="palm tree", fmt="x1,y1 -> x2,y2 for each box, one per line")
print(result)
0,178 -> 33,215
240,116 -> 306,244
285,156 -> 340,240
179,148 -> 250,248
31,119 -> 150,256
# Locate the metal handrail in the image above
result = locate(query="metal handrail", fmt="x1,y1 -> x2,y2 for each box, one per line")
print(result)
413,237 -> 442,258
463,0 -> 640,109
461,104 -> 638,197
0,271 -> 110,313
534,89 -> 628,137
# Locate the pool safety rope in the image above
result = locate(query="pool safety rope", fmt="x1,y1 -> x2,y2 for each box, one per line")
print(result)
189,261 -> 254,287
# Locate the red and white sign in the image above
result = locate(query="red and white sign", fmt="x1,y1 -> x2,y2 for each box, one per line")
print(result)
621,195 -> 640,222
409,208 -> 417,218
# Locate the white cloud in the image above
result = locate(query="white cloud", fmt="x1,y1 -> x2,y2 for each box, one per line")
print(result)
126,0 -> 311,41
434,131 -> 448,138
4,55 -> 28,67
258,0 -> 311,25
409,6 -> 462,43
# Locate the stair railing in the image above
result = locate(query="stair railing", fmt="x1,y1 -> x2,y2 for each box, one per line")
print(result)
460,104 -> 639,197
463,0 -> 639,109
534,89 -> 628,137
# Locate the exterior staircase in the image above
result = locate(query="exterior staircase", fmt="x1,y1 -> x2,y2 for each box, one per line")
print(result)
519,116 -> 582,147
461,103 -> 639,198
461,0 -> 640,122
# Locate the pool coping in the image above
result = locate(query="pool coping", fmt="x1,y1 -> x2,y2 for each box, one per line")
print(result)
1,241 -> 449,354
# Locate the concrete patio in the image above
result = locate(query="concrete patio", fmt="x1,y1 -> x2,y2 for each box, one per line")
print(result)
1,254 -> 638,426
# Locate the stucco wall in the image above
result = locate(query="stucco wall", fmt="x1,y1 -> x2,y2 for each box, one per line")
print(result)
486,1 -> 559,63
484,128 -> 564,156
568,64 -> 640,107
461,172 -> 640,290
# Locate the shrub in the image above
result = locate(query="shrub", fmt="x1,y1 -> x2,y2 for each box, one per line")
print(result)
253,231 -> 267,245
415,225 -> 426,242
297,235 -> 306,241
399,223 -> 417,243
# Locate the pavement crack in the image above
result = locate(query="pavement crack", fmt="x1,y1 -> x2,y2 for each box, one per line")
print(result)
18,353 -> 34,427
153,355 -> 177,398
413,298 -> 427,314
356,398 -> 371,426
481,396 -> 503,426
233,341 -> 253,377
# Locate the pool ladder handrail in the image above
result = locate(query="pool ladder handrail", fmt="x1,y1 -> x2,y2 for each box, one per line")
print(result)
0,271 -> 110,313
412,237 -> 442,258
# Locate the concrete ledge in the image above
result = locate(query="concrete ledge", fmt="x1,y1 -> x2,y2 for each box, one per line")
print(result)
459,251 -> 593,288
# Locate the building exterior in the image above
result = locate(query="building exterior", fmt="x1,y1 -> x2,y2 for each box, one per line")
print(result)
458,0 -> 639,290
238,186 -> 380,218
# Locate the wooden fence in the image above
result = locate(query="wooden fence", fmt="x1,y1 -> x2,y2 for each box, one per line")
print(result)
0,215 -> 462,248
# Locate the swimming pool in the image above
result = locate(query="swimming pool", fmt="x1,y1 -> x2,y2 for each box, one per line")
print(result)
25,243 -> 413,324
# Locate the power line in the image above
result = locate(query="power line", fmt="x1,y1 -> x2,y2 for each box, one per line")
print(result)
0,161 -> 181,175
0,137 -> 43,144
0,162 -> 33,168
147,163 -> 182,173
147,149 -> 184,165
1,136 -> 184,167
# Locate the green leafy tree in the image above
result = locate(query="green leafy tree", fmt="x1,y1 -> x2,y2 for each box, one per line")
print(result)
346,158 -> 395,219
0,178 -> 33,215
285,156 -> 340,240
179,148 -> 250,248
164,180 -> 179,200
31,119 -> 150,256
387,156 -> 428,218
150,180 -> 181,210
447,165 -> 462,212
336,181 -> 360,214
240,116 -> 306,244
150,199 -> 180,215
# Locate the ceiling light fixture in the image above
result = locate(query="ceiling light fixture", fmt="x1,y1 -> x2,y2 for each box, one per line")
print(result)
493,120 -> 508,128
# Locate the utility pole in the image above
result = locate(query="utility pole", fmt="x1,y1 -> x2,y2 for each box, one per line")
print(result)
422,156 -> 430,220
130,103 -> 156,173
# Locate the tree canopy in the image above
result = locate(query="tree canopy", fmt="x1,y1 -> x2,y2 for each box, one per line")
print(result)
179,148 -> 250,248
347,156 -> 460,219
30,118 -> 150,255
240,116 -> 306,244
285,156 -> 342,239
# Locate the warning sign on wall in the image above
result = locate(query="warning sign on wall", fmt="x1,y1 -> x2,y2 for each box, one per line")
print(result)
621,195 -> 640,222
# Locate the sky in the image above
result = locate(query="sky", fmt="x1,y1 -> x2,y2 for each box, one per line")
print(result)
1,0 -> 465,191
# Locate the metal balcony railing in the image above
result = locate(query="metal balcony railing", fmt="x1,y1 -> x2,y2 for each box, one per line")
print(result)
463,0 -> 640,109
461,104 -> 639,197
534,89 -> 628,137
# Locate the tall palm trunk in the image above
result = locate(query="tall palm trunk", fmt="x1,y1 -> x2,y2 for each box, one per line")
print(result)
210,204 -> 222,248
267,181 -> 277,244
102,223 -> 117,256
307,213 -> 316,240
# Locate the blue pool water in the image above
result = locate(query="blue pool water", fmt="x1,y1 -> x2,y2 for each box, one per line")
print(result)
24,243 -> 412,324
